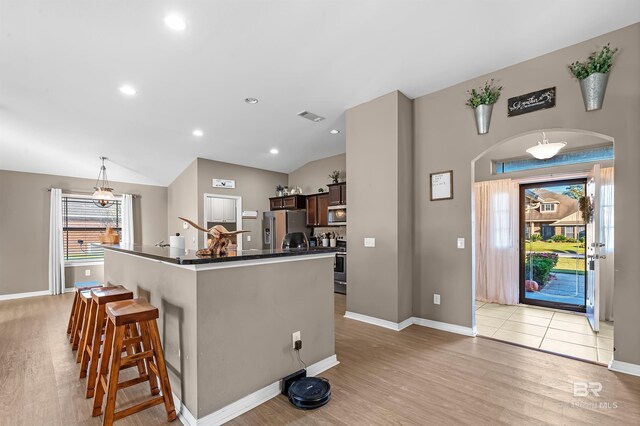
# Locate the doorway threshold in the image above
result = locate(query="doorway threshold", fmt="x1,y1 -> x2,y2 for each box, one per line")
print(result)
475,301 -> 613,364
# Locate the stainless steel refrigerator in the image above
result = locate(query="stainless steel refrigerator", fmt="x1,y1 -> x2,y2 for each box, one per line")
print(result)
262,210 -> 308,250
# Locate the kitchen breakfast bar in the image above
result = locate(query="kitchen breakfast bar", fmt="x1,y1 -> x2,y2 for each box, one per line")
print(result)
102,244 -> 338,424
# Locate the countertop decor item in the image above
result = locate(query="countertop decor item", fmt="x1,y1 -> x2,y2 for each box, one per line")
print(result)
179,216 -> 248,257
275,185 -> 284,197
569,43 -> 618,111
92,156 -> 115,207
466,79 -> 502,135
328,170 -> 342,184
525,132 -> 567,160
98,226 -> 120,244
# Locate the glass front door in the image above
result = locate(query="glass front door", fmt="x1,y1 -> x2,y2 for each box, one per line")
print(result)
520,179 -> 587,312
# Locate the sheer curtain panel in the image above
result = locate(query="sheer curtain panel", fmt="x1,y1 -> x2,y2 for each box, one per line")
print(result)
475,179 -> 520,305
599,167 -> 614,321
121,194 -> 134,247
48,188 -> 65,295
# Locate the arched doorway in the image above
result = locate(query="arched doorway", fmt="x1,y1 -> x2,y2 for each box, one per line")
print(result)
471,129 -> 614,364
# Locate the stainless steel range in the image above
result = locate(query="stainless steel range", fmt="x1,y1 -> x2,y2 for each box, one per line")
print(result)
334,240 -> 346,294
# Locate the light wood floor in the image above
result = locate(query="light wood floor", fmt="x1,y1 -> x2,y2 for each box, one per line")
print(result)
2,293 -> 639,425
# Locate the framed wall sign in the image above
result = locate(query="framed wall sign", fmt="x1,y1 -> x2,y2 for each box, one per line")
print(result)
212,179 -> 236,189
430,170 -> 453,201
507,87 -> 556,117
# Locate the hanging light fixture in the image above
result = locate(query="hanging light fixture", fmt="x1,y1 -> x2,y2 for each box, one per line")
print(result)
92,156 -> 115,208
526,132 -> 567,160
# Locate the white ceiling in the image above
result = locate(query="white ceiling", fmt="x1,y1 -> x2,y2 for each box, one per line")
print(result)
1,1 -> 638,186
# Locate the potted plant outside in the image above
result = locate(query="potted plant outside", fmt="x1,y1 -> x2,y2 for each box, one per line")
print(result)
568,43 -> 618,111
466,79 -> 502,135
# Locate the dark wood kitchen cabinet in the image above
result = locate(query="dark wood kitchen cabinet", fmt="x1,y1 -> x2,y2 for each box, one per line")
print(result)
269,195 -> 305,210
306,193 -> 329,226
328,182 -> 346,206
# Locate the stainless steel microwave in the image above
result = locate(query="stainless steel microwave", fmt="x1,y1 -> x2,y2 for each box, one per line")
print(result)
327,205 -> 346,226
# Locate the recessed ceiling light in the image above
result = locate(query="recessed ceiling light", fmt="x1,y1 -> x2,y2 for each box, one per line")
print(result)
192,129 -> 204,137
119,85 -> 137,96
164,14 -> 187,31
330,129 -> 340,135
270,148 -> 279,155
245,98 -> 259,104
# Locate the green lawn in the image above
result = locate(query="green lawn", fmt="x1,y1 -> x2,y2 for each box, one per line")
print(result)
554,257 -> 586,275
524,241 -> 585,254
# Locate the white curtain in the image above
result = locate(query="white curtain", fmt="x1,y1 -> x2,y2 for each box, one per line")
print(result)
475,179 -> 520,305
599,167 -> 614,321
121,194 -> 134,247
48,188 -> 65,295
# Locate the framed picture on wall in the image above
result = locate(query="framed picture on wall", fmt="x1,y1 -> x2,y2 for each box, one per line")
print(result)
430,170 -> 453,201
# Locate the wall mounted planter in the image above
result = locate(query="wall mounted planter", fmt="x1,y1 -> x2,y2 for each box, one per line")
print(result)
579,72 -> 609,111
474,104 -> 493,135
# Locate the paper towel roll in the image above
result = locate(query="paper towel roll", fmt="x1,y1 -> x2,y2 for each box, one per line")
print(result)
169,235 -> 185,249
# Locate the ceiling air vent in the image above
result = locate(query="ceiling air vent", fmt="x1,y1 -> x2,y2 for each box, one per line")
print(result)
297,110 -> 325,122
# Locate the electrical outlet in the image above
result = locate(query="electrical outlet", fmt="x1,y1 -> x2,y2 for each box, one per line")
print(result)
85,269 -> 91,277
434,294 -> 441,305
457,238 -> 465,249
364,237 -> 376,247
292,331 -> 301,349
247,235 -> 251,242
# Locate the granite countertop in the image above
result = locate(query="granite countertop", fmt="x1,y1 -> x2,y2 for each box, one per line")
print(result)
101,244 -> 339,265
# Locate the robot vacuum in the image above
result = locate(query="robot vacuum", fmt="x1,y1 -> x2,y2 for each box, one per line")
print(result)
287,376 -> 331,409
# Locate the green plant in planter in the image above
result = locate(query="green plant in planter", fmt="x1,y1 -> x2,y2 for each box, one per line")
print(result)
328,170 -> 342,184
466,79 -> 503,108
568,43 -> 618,80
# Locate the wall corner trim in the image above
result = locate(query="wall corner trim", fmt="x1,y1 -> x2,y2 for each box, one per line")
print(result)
344,311 -> 476,336
608,359 -> 640,377
173,354 -> 339,425
0,290 -> 50,301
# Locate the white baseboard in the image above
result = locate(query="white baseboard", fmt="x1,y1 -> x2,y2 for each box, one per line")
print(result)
344,311 -> 475,337
173,354 -> 339,426
608,359 -> 640,377
344,311 -> 413,331
0,290 -> 50,301
412,317 -> 477,337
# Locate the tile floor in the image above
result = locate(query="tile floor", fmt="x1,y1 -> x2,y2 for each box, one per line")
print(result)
475,301 -> 614,364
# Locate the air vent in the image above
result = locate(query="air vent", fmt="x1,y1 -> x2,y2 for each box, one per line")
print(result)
297,110 -> 325,122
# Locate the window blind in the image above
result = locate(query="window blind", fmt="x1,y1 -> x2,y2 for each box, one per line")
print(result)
62,197 -> 121,262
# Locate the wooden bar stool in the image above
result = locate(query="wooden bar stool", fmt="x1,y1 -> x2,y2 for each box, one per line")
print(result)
80,286 -> 134,399
92,298 -> 176,425
76,285 -> 122,363
71,289 -> 93,351
67,281 -> 102,340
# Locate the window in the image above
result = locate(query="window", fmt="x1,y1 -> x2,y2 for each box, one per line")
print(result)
494,144 -> 613,174
565,227 -> 575,239
541,203 -> 556,212
63,196 -> 121,263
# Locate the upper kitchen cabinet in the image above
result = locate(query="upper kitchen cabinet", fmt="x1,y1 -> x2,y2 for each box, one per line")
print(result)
328,182 -> 346,206
269,194 -> 305,210
206,197 -> 236,222
306,193 -> 329,226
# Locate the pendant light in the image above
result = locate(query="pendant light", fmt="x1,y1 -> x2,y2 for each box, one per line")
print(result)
92,156 -> 115,208
526,132 -> 567,160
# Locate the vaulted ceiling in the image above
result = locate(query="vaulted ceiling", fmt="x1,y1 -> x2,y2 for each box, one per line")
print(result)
1,1 -> 638,185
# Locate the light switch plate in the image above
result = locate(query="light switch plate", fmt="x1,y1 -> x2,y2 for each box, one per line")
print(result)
85,269 -> 91,277
246,235 -> 251,242
434,294 -> 441,305
364,238 -> 376,247
457,238 -> 465,249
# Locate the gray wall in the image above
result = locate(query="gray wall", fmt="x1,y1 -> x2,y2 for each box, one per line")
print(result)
410,23 -> 639,365
167,159 -> 199,251
0,170 -> 167,295
193,158 -> 287,250
346,91 -> 413,323
288,153 -> 346,195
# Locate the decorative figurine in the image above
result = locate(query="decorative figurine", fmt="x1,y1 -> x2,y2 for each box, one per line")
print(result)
178,217 -> 248,256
